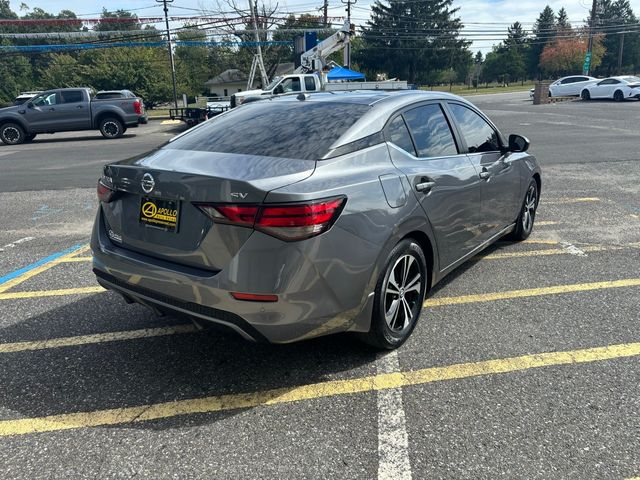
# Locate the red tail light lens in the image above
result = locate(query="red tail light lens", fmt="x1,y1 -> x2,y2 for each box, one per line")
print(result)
133,100 -> 142,115
231,292 -> 278,302
97,178 -> 115,203
195,196 -> 346,241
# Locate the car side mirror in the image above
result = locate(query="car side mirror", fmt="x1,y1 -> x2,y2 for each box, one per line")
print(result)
274,85 -> 284,95
508,134 -> 530,153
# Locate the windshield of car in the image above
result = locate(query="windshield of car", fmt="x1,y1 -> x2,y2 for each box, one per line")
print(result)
165,101 -> 371,160
264,77 -> 282,91
622,76 -> 640,83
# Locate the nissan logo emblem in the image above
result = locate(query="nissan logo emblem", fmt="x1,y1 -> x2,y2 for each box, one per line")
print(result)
141,173 -> 155,194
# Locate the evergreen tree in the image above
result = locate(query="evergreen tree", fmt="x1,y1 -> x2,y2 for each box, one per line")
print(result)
356,0 -> 471,84
528,5 -> 556,78
595,0 -> 639,75
556,7 -> 571,32
505,21 -> 527,46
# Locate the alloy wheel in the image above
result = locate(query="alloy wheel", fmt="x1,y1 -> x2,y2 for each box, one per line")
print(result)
2,127 -> 20,144
384,254 -> 422,332
103,121 -> 119,137
522,184 -> 537,233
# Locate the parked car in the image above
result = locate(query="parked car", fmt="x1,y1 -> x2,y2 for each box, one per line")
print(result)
529,75 -> 599,99
548,75 -> 598,97
581,76 -> 640,101
0,87 -> 146,145
91,91 -> 541,350
94,90 -> 148,123
13,91 -> 42,105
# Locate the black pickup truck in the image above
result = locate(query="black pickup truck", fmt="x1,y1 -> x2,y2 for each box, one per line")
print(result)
0,88 -> 147,145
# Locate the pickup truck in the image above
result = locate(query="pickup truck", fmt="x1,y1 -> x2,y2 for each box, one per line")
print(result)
0,88 -> 146,145
230,73 -> 408,107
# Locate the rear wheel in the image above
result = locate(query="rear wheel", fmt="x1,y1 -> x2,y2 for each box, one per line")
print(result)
99,117 -> 124,139
510,179 -> 538,241
359,239 -> 427,350
581,89 -> 591,101
614,90 -> 624,102
0,123 -> 25,145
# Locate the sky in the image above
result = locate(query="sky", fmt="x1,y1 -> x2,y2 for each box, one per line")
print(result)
11,0 -> 640,52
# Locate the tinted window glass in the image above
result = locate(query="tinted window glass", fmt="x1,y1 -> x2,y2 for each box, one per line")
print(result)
448,103 -> 500,153
304,77 -> 317,91
561,77 -> 577,84
387,116 -> 415,155
403,104 -> 457,158
95,92 -> 123,99
166,101 -> 370,160
32,92 -> 57,106
280,77 -> 301,93
59,90 -> 84,103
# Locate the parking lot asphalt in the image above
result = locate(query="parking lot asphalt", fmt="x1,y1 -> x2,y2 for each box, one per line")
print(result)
0,94 -> 639,479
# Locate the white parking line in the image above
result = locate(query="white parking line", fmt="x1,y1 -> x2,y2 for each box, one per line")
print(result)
377,351 -> 412,480
0,237 -> 35,253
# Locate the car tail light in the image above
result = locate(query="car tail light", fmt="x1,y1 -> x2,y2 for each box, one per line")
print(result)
195,196 -> 346,241
97,177 -> 115,203
133,100 -> 142,115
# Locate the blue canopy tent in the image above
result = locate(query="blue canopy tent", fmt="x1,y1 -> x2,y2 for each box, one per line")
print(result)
327,66 -> 365,81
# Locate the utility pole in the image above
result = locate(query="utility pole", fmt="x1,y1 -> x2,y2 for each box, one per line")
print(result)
323,0 -> 328,27
584,0 -> 598,75
341,0 -> 356,68
156,0 -> 179,109
249,0 -> 269,87
617,32 -> 625,73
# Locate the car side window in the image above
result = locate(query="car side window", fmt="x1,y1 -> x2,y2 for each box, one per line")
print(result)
403,104 -> 458,158
448,103 -> 500,154
59,90 -> 84,104
387,116 -> 416,155
304,77 -> 317,91
281,77 -> 302,93
561,77 -> 576,84
32,92 -> 57,107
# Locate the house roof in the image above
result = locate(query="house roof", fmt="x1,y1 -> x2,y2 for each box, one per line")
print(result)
204,69 -> 247,86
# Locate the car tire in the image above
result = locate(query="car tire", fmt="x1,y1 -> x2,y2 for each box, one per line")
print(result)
509,179 -> 538,241
359,238 -> 428,350
99,117 -> 124,139
614,90 -> 624,102
0,123 -> 25,145
581,90 -> 591,101
24,133 -> 37,143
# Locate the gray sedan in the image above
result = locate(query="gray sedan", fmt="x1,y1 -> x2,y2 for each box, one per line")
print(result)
91,91 -> 541,349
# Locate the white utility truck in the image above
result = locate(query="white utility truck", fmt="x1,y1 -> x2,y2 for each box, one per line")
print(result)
230,21 -> 408,107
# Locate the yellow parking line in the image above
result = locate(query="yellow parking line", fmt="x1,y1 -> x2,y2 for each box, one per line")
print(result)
424,279 -> 640,307
484,244 -> 637,260
0,325 -> 197,354
0,341 -> 638,437
0,286 -> 104,301
520,239 -> 558,245
54,256 -> 92,263
543,197 -> 600,205
0,245 -> 90,294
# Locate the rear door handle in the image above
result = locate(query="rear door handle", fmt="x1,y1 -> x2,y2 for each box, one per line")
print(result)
415,181 -> 436,193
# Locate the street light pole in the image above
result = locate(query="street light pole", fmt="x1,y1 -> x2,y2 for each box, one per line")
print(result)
157,0 -> 179,109
341,0 -> 356,68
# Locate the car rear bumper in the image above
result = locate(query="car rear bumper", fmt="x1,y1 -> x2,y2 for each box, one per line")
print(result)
90,209 -> 376,343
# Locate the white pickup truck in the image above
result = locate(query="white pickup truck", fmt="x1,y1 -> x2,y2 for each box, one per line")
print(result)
231,73 -> 409,107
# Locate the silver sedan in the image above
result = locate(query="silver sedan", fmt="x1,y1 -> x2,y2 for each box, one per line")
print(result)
91,91 -> 541,349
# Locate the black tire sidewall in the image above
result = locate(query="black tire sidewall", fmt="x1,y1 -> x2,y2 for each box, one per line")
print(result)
100,118 -> 124,139
614,90 -> 623,102
371,239 -> 427,349
513,179 -> 538,240
1,123 -> 25,145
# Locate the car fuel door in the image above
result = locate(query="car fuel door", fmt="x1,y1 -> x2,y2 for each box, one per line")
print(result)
386,106 -> 483,271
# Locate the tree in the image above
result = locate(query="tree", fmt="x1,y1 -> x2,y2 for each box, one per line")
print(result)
539,34 -> 605,76
529,5 -> 556,78
95,9 -> 141,32
506,21 -> 527,47
556,7 -> 571,32
356,0 -> 471,84
39,53 -> 84,88
175,26 -> 211,99
595,0 -> 639,75
0,41 -> 32,104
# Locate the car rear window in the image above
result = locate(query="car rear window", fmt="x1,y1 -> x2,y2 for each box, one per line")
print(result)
165,101 -> 371,160
95,92 -> 123,99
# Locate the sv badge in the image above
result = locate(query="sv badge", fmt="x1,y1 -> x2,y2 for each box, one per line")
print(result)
230,192 -> 248,199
